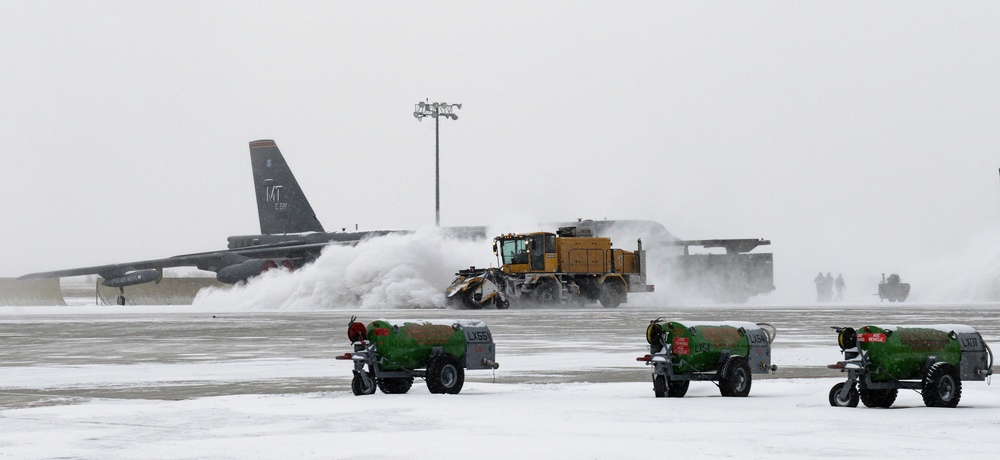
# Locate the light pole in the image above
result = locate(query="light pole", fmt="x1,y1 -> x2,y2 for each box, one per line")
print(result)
413,100 -> 461,226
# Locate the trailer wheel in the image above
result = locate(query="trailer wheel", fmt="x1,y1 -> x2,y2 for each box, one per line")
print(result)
599,282 -> 623,308
859,388 -> 898,408
828,382 -> 859,407
922,362 -> 962,408
719,356 -> 751,397
667,379 -> 690,398
378,377 -> 414,394
653,375 -> 666,398
426,353 -> 465,395
351,371 -> 377,396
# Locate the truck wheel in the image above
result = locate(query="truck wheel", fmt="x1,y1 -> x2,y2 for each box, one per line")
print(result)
922,362 -> 962,407
653,375 -> 666,398
426,353 -> 464,395
577,278 -> 601,301
495,298 -> 510,309
828,382 -> 859,407
599,282 -> 623,308
377,377 -> 414,394
667,379 -> 690,398
719,356 -> 751,397
351,371 -> 376,396
533,281 -> 559,305
859,388 -> 898,408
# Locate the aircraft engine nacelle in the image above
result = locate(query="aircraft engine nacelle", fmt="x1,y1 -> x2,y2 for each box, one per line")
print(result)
101,269 -> 163,288
216,258 -> 294,284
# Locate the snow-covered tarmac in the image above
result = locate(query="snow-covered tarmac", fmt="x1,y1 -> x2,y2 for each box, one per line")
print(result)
2,303 -> 998,459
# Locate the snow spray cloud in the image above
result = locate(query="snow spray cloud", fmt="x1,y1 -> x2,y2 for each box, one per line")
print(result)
629,245 -> 733,307
193,227 -> 494,310
191,218 -> 727,310
915,226 -> 1000,302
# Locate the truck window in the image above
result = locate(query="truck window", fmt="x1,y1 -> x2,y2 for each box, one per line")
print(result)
501,239 -> 528,265
530,234 -> 545,270
545,234 -> 557,253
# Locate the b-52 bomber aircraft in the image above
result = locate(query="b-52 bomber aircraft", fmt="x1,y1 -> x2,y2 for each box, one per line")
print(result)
19,139 -> 674,306
19,140 -> 405,304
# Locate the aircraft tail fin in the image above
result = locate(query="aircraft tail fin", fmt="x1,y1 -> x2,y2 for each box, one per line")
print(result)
249,140 -> 325,234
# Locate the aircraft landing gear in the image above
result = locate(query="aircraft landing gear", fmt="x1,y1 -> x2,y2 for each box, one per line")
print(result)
117,287 -> 126,306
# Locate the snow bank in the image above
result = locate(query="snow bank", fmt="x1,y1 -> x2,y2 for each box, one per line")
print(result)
1,379 -> 997,459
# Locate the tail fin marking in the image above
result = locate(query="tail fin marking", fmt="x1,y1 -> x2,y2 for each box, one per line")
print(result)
249,140 -> 325,234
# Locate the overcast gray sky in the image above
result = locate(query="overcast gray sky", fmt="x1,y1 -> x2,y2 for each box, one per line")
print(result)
3,2 -> 999,302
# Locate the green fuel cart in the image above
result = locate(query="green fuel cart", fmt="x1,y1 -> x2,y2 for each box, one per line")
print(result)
828,324 -> 993,408
638,319 -> 777,397
336,317 -> 498,396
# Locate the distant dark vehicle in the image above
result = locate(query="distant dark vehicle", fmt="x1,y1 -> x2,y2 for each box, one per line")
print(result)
877,273 -> 910,302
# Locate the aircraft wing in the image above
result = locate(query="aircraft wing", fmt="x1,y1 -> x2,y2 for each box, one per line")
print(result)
17,241 -> 337,282
18,251 -> 248,281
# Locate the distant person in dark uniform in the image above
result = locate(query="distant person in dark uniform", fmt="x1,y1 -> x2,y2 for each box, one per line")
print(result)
814,272 -> 825,302
835,274 -> 845,301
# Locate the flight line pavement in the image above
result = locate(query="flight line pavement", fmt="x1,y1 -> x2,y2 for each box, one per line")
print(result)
1,303 -> 997,409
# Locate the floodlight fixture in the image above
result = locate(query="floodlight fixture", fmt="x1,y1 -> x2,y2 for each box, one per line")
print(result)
413,100 -> 462,226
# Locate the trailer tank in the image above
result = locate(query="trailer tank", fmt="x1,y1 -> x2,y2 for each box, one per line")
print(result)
363,319 -> 469,370
639,320 -> 776,397
338,318 -> 498,396
829,324 -> 993,408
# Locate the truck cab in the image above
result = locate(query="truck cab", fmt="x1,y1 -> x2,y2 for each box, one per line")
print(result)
495,232 -> 558,274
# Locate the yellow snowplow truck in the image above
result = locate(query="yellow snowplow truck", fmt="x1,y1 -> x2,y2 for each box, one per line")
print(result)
446,226 -> 654,309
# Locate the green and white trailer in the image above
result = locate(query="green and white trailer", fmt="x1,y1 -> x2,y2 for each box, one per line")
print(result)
638,320 -> 777,398
337,317 -> 498,396
828,324 -> 993,408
